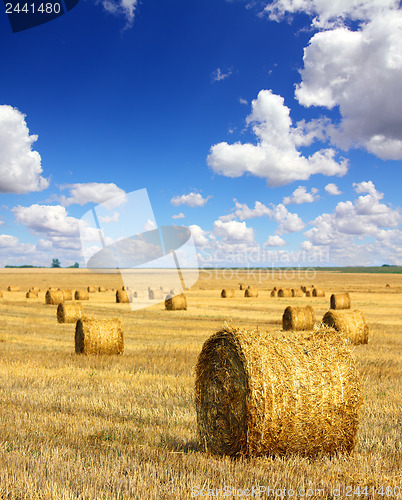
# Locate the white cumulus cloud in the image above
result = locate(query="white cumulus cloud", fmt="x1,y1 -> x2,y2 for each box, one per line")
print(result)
172,213 -> 185,219
100,0 -> 139,29
0,105 -> 49,194
207,89 -> 348,186
325,183 -> 342,195
264,235 -> 286,247
213,220 -> 255,243
60,182 -> 126,207
170,192 -> 211,207
283,186 -> 319,204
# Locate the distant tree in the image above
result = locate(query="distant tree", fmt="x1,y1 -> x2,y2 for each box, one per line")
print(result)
68,262 -> 79,268
51,258 -> 61,268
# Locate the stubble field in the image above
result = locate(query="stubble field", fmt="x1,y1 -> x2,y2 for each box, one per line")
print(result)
0,268 -> 401,499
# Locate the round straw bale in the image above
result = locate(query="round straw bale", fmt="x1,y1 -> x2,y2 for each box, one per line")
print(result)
385,283 -> 391,288
29,286 -> 39,293
98,286 -> 107,292
273,287 -> 277,291
57,302 -> 84,323
312,287 -> 325,297
87,286 -> 96,293
45,290 -> 64,305
322,309 -> 369,345
244,288 -> 258,298
148,289 -> 164,300
330,293 -> 351,310
75,318 -> 124,355
282,305 -> 316,331
75,290 -> 89,300
291,288 -> 304,297
59,289 -> 73,301
195,325 -> 362,457
301,286 -> 307,293
7,286 -> 20,292
239,284 -> 243,290
116,289 -> 129,303
278,288 -> 292,298
221,289 -> 235,298
270,290 -> 277,297
305,289 -> 313,297
26,291 -> 38,298
165,293 -> 187,310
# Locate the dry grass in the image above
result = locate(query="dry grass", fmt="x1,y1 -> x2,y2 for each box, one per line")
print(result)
0,268 -> 400,498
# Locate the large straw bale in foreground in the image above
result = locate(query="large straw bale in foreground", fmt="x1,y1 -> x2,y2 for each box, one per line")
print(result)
244,288 -> 258,297
278,288 -> 292,298
116,289 -> 130,303
330,292 -> 351,310
75,318 -> 124,355
57,303 -> 84,323
312,287 -> 325,297
221,289 -> 235,298
291,288 -> 304,297
7,286 -> 20,292
75,290 -> 89,300
45,290 -> 64,305
165,293 -> 187,310
195,326 -> 362,458
322,310 -> 369,345
282,305 -> 316,331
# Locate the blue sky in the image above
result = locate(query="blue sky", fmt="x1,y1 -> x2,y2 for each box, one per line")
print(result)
0,0 -> 401,268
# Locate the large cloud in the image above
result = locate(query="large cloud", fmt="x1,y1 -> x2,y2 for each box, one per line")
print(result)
0,105 -> 49,194
207,90 -> 348,186
60,183 -> 126,207
296,11 -> 402,159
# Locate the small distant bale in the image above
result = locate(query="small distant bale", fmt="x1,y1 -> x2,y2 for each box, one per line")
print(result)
330,293 -> 351,310
7,286 -> 20,292
273,287 -> 277,291
239,284 -> 243,290
221,289 -> 235,298
278,288 -> 292,298
305,289 -> 313,297
270,290 -> 277,297
0,291 -> 3,298
116,289 -> 130,303
26,291 -> 38,298
87,286 -> 96,293
60,289 -> 73,301
291,288 -> 304,297
75,318 -> 124,355
312,288 -> 325,297
98,286 -> 107,292
282,305 -> 316,331
195,326 -> 362,457
322,309 -> 369,345
244,288 -> 258,298
165,293 -> 187,310
132,290 -> 145,298
149,289 -> 164,300
122,286 -> 126,291
75,290 -> 89,300
57,303 -> 84,323
29,286 -> 39,293
301,286 -> 307,292
385,283 -> 391,288
45,290 -> 64,305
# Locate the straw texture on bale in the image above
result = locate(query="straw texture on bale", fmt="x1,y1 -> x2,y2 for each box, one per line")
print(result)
60,289 -> 73,301
148,289 -> 164,300
7,286 -> 20,292
330,292 -> 351,310
57,303 -> 84,323
270,290 -> 277,297
195,325 -> 362,458
98,286 -> 107,292
116,289 -> 130,303
291,288 -> 304,297
322,310 -> 369,345
312,288 -> 325,297
165,293 -> 187,310
75,290 -> 89,300
87,286 -> 96,293
45,290 -> 64,305
282,305 -> 316,331
244,288 -> 258,297
221,289 -> 235,298
278,288 -> 292,298
26,291 -> 38,298
75,318 -> 124,355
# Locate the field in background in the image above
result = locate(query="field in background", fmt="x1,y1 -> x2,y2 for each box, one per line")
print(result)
0,269 -> 401,499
